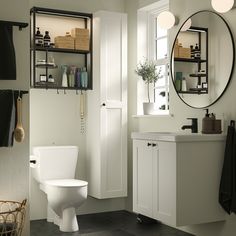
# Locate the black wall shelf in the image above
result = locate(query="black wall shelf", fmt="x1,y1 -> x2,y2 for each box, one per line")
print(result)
174,58 -> 207,63
30,7 -> 93,91
0,20 -> 28,30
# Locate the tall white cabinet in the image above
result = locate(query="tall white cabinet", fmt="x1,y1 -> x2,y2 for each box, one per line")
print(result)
86,11 -> 127,199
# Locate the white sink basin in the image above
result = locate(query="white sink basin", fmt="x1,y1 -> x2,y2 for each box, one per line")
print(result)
131,132 -> 226,142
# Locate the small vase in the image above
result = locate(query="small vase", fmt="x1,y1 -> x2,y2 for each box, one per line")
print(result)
143,102 -> 154,115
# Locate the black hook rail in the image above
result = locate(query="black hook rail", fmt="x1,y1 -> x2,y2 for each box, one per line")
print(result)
0,20 -> 28,30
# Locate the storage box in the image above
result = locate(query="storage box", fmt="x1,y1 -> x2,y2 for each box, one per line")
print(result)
71,28 -> 90,51
174,45 -> 179,57
54,36 -> 75,49
71,28 -> 89,38
75,37 -> 90,51
178,47 -> 191,58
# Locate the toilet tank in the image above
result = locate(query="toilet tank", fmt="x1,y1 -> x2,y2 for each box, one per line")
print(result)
31,146 -> 78,183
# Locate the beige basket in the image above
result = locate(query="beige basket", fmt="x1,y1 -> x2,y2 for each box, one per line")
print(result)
0,199 -> 27,236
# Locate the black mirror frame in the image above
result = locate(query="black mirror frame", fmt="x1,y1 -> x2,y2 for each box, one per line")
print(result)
170,10 -> 235,109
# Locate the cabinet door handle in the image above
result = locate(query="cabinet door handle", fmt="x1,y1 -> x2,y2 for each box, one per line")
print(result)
102,103 -> 106,106
152,143 -> 157,147
147,142 -> 152,146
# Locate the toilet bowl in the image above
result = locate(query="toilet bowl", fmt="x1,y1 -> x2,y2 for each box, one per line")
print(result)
30,146 -> 88,232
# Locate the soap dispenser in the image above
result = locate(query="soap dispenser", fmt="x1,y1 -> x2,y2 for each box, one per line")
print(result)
202,109 -> 214,134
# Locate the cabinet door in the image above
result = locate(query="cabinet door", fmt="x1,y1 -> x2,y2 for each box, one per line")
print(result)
133,140 -> 155,218
96,11 -> 127,199
153,141 -> 176,225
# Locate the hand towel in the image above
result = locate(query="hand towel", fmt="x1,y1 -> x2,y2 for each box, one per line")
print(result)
219,121 -> 235,214
0,90 -> 16,147
0,24 -> 16,80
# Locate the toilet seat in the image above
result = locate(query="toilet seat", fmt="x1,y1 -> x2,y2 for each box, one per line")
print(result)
44,179 -> 88,187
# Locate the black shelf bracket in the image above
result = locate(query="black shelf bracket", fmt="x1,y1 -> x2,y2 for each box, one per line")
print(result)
0,20 -> 28,30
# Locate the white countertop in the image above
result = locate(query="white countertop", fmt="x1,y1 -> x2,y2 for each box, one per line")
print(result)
131,132 -> 226,142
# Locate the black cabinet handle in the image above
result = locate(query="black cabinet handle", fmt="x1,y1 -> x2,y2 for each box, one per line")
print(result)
102,103 -> 106,106
30,160 -> 36,164
152,143 -> 157,147
147,143 -> 152,146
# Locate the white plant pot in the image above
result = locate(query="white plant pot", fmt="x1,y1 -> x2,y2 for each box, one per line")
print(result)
143,102 -> 154,115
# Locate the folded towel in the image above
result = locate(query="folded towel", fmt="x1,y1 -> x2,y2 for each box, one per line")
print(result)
0,90 -> 16,147
0,24 -> 16,80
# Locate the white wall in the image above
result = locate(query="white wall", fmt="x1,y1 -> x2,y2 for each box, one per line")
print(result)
29,0 -> 127,220
126,0 -> 236,236
0,0 -> 30,235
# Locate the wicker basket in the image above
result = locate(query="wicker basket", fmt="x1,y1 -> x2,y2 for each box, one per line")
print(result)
0,199 -> 27,236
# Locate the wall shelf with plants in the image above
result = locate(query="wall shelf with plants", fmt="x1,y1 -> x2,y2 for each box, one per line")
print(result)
30,7 -> 93,91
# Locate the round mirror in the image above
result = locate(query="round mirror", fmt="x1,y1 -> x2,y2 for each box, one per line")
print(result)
171,10 -> 235,108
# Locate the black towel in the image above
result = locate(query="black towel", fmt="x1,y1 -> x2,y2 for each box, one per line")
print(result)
219,121 -> 236,214
0,90 -> 16,147
0,24 -> 16,80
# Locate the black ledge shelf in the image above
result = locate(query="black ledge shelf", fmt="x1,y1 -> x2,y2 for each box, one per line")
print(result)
189,74 -> 207,77
179,90 -> 208,95
31,46 -> 90,55
35,64 -> 58,69
174,58 -> 207,63
32,85 -> 91,91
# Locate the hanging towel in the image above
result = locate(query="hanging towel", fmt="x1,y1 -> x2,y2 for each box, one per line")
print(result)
0,24 -> 16,80
0,90 -> 16,147
219,120 -> 235,214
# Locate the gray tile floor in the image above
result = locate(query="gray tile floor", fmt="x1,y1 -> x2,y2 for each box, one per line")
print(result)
30,210 -> 194,236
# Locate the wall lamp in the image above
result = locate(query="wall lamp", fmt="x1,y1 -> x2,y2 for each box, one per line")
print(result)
156,11 -> 177,30
211,0 -> 234,13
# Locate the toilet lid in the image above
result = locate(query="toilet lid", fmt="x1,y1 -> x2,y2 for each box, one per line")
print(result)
44,179 -> 88,187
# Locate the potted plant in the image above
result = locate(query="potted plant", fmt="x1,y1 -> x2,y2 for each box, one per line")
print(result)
135,59 -> 162,114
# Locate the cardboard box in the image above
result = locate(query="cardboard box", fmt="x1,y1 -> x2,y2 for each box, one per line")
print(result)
54,36 -> 75,49
71,28 -> 89,38
178,47 -> 191,58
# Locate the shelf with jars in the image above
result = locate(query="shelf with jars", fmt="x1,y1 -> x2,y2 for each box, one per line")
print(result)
30,7 -> 93,90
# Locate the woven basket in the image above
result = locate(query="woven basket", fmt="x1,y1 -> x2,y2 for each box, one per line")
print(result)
0,199 -> 27,236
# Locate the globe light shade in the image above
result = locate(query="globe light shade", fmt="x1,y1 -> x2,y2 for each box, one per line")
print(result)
157,11 -> 176,30
180,18 -> 192,31
211,0 -> 234,13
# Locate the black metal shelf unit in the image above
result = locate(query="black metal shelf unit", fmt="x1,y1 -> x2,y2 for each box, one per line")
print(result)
175,26 -> 208,95
30,7 -> 93,90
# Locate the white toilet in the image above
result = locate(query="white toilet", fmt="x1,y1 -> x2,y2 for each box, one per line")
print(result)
30,146 -> 88,232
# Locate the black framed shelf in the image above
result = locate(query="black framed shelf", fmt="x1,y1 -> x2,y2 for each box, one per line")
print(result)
30,7 -> 93,90
179,90 -> 208,95
173,26 -> 208,95
31,46 -> 90,55
33,84 -> 89,91
174,57 -> 207,63
35,64 -> 58,69
189,73 -> 207,77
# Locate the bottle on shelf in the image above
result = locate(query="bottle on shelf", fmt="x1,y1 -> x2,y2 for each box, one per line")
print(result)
44,31 -> 51,48
181,77 -> 187,91
61,65 -> 68,87
76,68 -> 81,88
81,67 -> 88,88
68,66 -> 76,87
194,43 -> 200,59
35,27 -> 43,47
190,45 -> 195,59
48,74 -> 55,83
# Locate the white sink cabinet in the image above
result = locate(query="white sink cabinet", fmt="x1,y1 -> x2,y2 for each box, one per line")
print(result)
132,132 -> 226,226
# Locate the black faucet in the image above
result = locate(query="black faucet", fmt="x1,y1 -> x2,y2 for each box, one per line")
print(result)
181,118 -> 198,133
